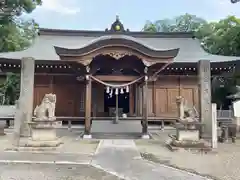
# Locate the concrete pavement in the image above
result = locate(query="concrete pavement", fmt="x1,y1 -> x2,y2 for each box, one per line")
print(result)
0,163 -> 122,180
0,139 -> 211,180
91,140 -> 211,180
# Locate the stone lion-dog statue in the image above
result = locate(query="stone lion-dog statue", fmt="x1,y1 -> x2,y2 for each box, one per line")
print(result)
33,93 -> 56,121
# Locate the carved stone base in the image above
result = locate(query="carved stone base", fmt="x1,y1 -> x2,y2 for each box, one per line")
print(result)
177,129 -> 199,141
83,134 -> 92,139
141,134 -> 150,139
167,134 -> 211,152
26,139 -> 62,147
27,121 -> 61,147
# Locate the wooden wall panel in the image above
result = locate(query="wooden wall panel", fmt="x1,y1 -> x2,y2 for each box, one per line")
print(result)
155,88 -> 167,116
53,84 -> 76,116
167,88 -> 179,116
92,83 -> 104,116
33,75 -> 85,117
152,76 -> 199,119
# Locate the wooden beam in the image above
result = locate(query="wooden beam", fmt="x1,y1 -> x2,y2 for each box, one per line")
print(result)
94,75 -> 138,82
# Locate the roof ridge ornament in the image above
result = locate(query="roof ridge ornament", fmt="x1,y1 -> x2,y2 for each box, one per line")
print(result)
105,15 -> 130,33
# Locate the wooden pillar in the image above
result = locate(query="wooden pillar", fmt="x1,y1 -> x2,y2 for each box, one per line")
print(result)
129,85 -> 134,115
198,60 -> 212,138
114,91 -> 119,124
142,74 -> 149,139
152,81 -> 156,116
84,74 -> 92,138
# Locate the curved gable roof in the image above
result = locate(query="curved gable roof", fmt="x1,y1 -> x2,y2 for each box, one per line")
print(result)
54,35 -> 179,58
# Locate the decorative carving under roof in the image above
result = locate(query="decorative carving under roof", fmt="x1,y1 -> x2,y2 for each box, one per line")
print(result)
105,15 -> 129,32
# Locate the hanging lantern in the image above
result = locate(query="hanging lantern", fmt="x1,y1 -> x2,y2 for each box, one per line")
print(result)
115,88 -> 119,95
106,86 -> 110,93
110,89 -> 113,97
120,88 -> 124,94
126,86 -> 129,93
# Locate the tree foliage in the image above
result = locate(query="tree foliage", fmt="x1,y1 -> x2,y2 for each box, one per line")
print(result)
196,16 -> 240,56
0,72 -> 20,105
143,14 -> 240,57
143,13 -> 207,33
0,0 -> 42,52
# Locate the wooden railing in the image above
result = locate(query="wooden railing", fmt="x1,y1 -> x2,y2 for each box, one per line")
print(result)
0,116 -> 177,130
0,110 -> 233,129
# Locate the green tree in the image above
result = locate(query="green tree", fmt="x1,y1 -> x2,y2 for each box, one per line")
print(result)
143,14 -> 240,57
0,72 -> 20,105
196,16 -> 240,56
0,0 -> 42,52
143,14 -> 207,32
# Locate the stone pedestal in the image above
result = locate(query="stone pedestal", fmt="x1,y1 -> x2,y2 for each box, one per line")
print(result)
167,123 -> 211,152
26,121 -> 61,147
83,134 -> 92,139
141,134 -> 150,139
176,129 -> 199,141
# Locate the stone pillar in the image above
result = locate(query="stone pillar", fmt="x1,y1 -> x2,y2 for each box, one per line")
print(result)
83,75 -> 92,139
211,103 -> 218,148
176,96 -> 184,120
19,57 -> 35,137
232,100 -> 240,132
198,60 -> 212,138
141,75 -> 149,139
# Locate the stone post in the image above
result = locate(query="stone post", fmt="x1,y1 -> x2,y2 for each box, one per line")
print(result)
198,60 -> 212,138
19,57 -> 35,137
211,103 -> 218,148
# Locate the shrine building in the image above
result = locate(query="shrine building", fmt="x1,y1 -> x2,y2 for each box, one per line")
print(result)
0,17 -> 239,136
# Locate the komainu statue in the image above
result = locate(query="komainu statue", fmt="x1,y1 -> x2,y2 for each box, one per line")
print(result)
176,96 -> 199,129
33,93 -> 56,121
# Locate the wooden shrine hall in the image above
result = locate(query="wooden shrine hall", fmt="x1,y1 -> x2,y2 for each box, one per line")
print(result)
0,16 -> 239,137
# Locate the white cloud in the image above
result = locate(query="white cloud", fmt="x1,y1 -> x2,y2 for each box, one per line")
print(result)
38,0 -> 80,15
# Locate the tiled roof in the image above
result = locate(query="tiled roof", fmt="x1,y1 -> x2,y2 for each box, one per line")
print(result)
0,28 -> 238,62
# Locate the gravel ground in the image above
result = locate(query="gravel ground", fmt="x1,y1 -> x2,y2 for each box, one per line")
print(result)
0,163 -> 123,180
135,130 -> 240,180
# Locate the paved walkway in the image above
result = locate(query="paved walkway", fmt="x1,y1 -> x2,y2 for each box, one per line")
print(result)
0,139 -> 211,180
91,140 -> 210,180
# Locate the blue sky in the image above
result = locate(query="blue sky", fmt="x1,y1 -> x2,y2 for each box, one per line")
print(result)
27,0 -> 240,31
